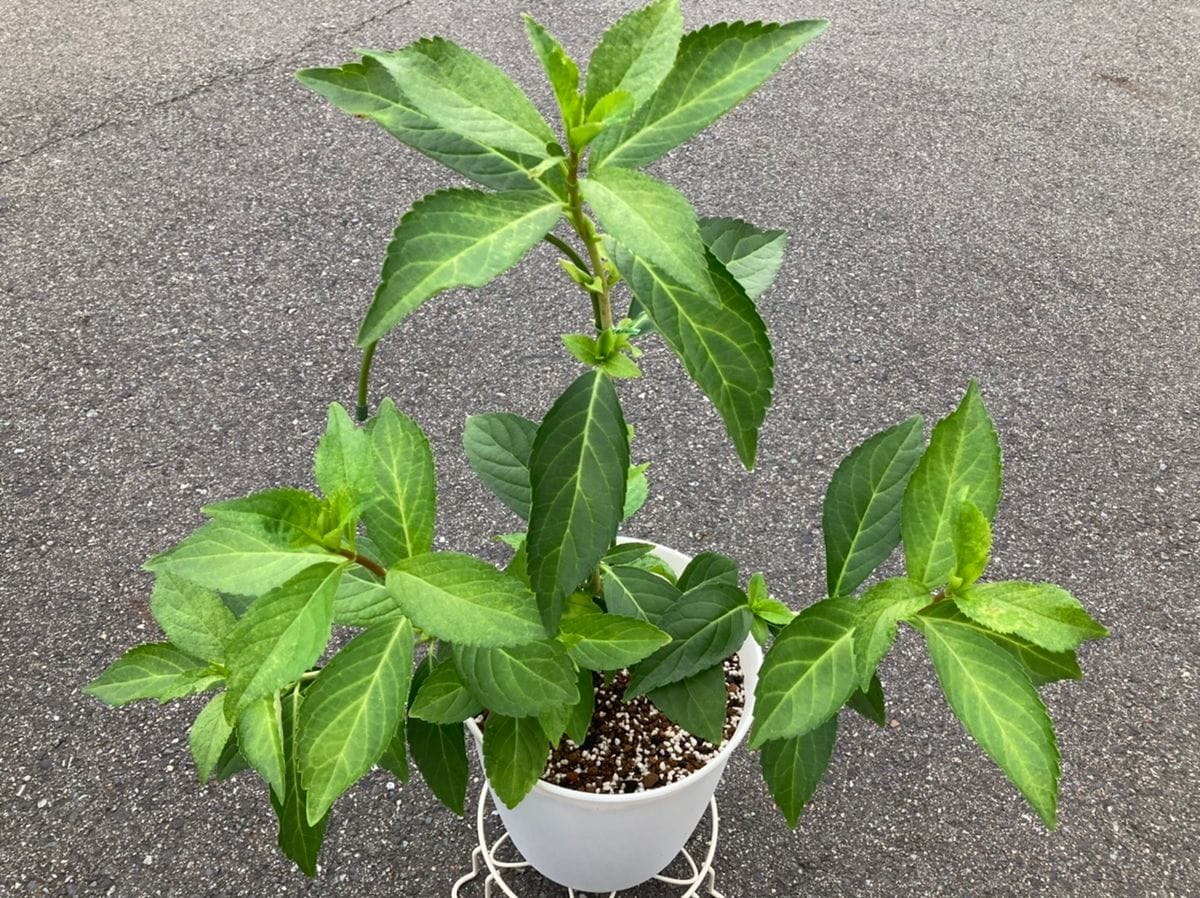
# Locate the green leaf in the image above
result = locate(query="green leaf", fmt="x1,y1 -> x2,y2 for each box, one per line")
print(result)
902,381 -> 1002,588
315,403 -> 372,503
464,413 -> 538,520
951,500 -> 992,589
591,19 -> 828,169
699,217 -> 788,301
189,693 -> 235,786
612,244 -> 772,468
524,15 -> 581,129
677,552 -> 738,593
357,188 -> 562,346
646,663 -> 727,743
202,487 -> 327,542
150,573 -> 237,662
333,566 -> 401,628
84,643 -> 220,706
823,416 -> 925,598
378,718 -> 410,784
526,371 -> 629,631
748,575 -> 794,627
223,563 -> 343,719
144,519 -> 336,597
626,583 -> 751,695
270,687 -> 328,877
846,674 -> 886,727
584,0 -> 682,113
602,542 -> 656,567
559,613 -> 671,670
238,693 -> 287,802
297,54 -> 562,195
572,90 -> 636,150
953,582 -> 1108,652
601,564 -> 680,623
454,640 -> 578,717
298,617 -> 414,824
386,552 -> 545,647
482,714 -> 550,808
565,666 -> 595,744
582,168 -> 710,296
914,605 -> 1060,827
410,654 -> 482,724
852,577 -> 931,691
750,597 -> 858,748
623,462 -> 650,520
759,716 -> 838,828
376,38 -> 557,159
562,333 -> 600,366
363,399 -> 435,565
405,656 -> 468,813
212,737 -> 249,782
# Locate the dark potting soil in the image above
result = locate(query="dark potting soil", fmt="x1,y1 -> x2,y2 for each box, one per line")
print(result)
541,656 -> 745,795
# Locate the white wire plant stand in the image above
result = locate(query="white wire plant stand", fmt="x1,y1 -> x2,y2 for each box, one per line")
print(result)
451,786 -> 727,898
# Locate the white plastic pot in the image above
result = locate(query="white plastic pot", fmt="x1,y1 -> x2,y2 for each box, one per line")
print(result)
465,542 -> 762,893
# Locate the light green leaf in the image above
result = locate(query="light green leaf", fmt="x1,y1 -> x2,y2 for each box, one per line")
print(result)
626,583 -> 751,695
145,519 -> 336,597
699,217 -> 788,301
601,564 -> 680,623
297,54 -> 562,195
759,716 -> 837,828
647,662 -> 727,743
914,604 -> 1060,827
951,500 -> 992,589
202,487 -> 326,542
823,416 -> 925,598
591,19 -> 828,169
749,577 -> 794,627
932,609 -> 1085,686
612,244 -> 773,468
524,15 -> 581,129
357,189 -> 562,346
84,643 -> 220,706
482,714 -> 551,808
526,371 -> 629,631
409,654 -> 482,724
463,412 -> 538,520
363,399 -> 436,565
573,90 -> 636,151
852,577 -> 931,690
559,613 -> 671,670
375,38 -> 557,158
150,572 -> 237,662
565,666 -> 595,744
223,564 -> 343,719
454,640 -> 577,718
677,552 -> 738,593
314,402 -> 372,503
584,0 -> 682,112
750,597 -> 858,748
299,616 -> 415,825
238,693 -> 287,802
386,552 -> 545,647
623,462 -> 650,520
406,656 -> 468,814
190,693 -> 235,786
902,381 -> 1002,588
332,566 -> 401,628
270,687 -> 328,877
581,168 -> 710,296
954,582 -> 1108,652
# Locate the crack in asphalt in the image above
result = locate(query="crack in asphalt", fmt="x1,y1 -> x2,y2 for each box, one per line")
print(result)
0,0 -> 414,169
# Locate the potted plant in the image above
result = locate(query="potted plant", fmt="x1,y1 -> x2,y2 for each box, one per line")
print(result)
84,0 -> 1108,891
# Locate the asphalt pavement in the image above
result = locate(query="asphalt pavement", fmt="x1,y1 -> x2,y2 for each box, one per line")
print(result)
1,1 -> 1197,896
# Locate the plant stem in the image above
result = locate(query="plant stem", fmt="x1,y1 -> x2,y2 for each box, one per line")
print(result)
565,150 -> 614,334
336,547 -> 387,579
542,233 -> 590,275
357,341 -> 378,422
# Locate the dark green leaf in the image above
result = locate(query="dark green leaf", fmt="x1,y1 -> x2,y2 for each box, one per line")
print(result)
584,0 -> 682,112
591,19 -> 828,169
602,542 -> 656,567
407,705 -> 468,816
565,666 -> 595,745
526,371 -> 629,631
647,663 -> 727,743
357,189 -> 562,346
271,687 -> 328,877
559,613 -> 671,670
699,217 -> 788,301
378,717 -> 410,784
759,716 -> 837,828
953,582 -> 1108,652
189,693 -> 235,786
902,381 -> 1002,588
84,643 -> 220,707
463,413 -> 538,520
852,577 -> 931,691
602,564 -> 680,623
823,416 -> 925,598
386,552 -> 544,647
846,674 -> 886,727
914,604 -> 1060,827
750,597 -> 858,748
677,552 -> 738,593
482,714 -> 550,808
410,654 -> 483,724
454,640 -> 578,717
150,573 -> 237,663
